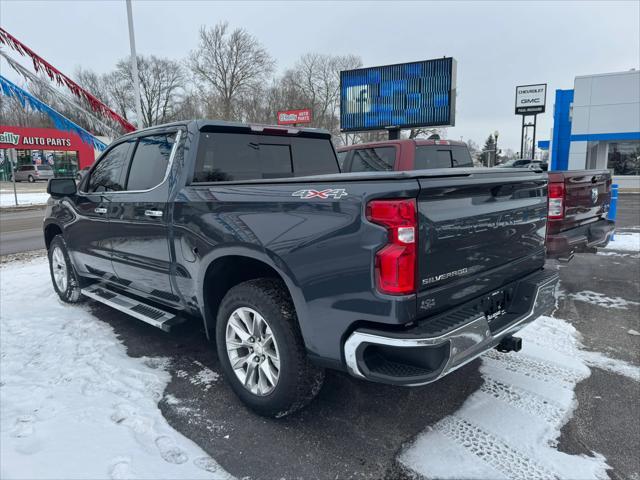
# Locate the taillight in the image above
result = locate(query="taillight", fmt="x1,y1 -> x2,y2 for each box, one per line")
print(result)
366,199 -> 417,295
548,182 -> 565,219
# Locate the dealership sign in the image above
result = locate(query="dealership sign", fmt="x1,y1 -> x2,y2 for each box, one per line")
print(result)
515,84 -> 547,114
277,109 -> 312,125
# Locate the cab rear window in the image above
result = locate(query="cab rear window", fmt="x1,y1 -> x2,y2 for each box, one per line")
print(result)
415,145 -> 473,169
193,132 -> 339,182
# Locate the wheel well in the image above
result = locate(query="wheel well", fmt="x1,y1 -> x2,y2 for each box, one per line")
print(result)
202,255 -> 288,332
44,224 -> 63,250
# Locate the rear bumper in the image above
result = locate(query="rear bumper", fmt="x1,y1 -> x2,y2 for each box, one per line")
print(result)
343,269 -> 559,386
546,218 -> 615,259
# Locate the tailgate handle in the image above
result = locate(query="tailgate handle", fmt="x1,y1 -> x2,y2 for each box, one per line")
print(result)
145,209 -> 163,218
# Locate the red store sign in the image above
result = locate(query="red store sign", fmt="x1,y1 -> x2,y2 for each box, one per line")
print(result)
277,108 -> 312,125
0,125 -> 96,168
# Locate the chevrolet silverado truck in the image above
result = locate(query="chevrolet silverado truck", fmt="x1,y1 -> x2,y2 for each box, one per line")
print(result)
546,169 -> 614,260
44,120 -> 558,417
337,138 -> 474,172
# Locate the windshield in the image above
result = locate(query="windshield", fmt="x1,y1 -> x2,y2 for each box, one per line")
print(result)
37,165 -> 53,170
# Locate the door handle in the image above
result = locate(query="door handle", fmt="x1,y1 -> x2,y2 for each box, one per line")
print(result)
144,210 -> 163,218
94,207 -> 107,214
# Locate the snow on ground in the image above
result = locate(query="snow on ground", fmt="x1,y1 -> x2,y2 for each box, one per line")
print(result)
569,290 -> 640,310
604,232 -> 640,252
399,315 -> 640,480
0,192 -> 50,208
0,258 -> 232,480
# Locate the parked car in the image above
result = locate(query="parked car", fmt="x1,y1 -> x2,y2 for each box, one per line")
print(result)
44,120 -> 558,417
545,169 -> 614,260
497,158 -> 548,171
337,139 -> 474,172
12,164 -> 55,182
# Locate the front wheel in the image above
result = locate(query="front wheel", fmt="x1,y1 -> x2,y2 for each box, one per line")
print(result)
215,278 -> 324,417
27,175 -> 35,183
48,235 -> 82,303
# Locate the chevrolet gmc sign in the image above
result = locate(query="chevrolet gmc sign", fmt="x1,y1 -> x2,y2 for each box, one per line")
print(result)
515,84 -> 547,114
277,109 -> 312,125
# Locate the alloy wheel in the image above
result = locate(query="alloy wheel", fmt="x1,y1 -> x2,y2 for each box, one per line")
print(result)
51,246 -> 68,292
225,307 -> 281,396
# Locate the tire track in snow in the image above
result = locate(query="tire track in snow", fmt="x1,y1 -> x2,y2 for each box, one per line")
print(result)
399,316 -> 611,480
483,349 -> 584,388
435,416 -> 559,480
479,378 -> 564,425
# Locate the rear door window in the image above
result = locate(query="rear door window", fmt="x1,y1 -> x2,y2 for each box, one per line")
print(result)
87,141 -> 134,192
125,133 -> 176,191
349,147 -> 396,172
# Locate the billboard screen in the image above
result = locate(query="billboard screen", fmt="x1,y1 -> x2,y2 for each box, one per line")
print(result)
340,57 -> 456,132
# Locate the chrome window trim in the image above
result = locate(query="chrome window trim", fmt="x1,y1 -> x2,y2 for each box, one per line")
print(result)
81,129 -> 182,196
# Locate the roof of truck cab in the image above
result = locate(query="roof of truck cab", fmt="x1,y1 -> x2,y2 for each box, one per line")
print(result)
336,138 -> 467,151
118,119 -> 331,138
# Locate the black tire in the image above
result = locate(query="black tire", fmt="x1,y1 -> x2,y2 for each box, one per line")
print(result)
27,175 -> 35,183
48,235 -> 82,303
215,278 -> 324,417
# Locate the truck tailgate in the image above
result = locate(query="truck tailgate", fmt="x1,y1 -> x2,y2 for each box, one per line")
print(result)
416,171 -> 548,316
549,170 -> 611,233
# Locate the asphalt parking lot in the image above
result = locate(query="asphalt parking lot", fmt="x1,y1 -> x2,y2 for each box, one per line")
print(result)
70,194 -> 638,479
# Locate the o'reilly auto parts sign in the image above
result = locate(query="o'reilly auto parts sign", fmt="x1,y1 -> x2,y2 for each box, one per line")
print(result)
515,84 -> 547,114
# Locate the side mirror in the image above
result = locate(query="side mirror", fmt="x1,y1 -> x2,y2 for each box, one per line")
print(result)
47,178 -> 77,198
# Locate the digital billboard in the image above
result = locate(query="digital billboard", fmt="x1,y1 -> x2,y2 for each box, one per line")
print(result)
340,57 -> 456,132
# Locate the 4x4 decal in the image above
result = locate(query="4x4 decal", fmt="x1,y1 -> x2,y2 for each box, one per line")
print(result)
292,188 -> 348,199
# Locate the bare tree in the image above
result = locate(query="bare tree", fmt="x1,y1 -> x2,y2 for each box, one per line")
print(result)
282,53 -> 361,135
188,22 -> 275,121
116,55 -> 186,127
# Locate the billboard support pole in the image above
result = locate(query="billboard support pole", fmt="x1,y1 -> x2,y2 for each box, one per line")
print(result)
388,128 -> 400,140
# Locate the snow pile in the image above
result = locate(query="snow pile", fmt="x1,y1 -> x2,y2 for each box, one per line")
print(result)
0,258 -> 231,480
605,232 -> 640,252
0,192 -> 50,208
569,290 -> 640,310
399,316 -> 613,480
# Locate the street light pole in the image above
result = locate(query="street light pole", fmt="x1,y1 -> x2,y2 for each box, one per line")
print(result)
494,130 -> 499,166
126,0 -> 143,129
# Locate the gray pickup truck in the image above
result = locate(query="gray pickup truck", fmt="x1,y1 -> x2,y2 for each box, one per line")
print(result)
44,120 -> 558,417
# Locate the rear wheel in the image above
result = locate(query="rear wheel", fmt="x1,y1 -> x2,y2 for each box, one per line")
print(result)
215,278 -> 324,417
48,235 -> 82,303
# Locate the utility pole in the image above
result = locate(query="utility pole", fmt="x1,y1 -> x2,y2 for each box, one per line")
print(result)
9,148 -> 18,206
126,0 -> 143,129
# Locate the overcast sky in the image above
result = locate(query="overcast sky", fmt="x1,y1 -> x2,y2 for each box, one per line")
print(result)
1,0 -> 639,150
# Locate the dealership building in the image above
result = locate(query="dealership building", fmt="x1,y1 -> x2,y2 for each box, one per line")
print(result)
547,69 -> 639,189
0,125 -> 98,181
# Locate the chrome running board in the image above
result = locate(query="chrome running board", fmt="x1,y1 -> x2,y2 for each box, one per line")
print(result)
81,284 -> 183,332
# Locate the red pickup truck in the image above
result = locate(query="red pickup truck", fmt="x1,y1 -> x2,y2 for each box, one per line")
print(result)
337,140 -> 614,261
546,170 -> 615,260
337,139 -> 474,172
